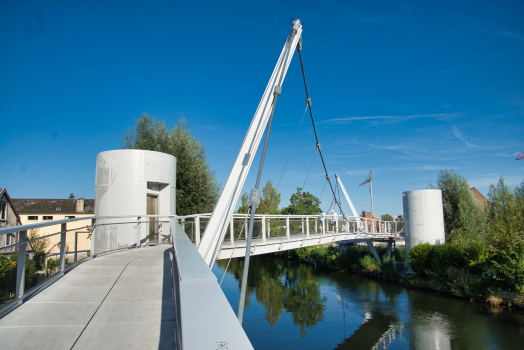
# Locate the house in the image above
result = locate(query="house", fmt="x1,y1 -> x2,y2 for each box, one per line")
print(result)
0,188 -> 33,257
10,198 -> 94,257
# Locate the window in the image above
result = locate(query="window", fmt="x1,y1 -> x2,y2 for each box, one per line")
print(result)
6,233 -> 15,246
0,203 -> 6,220
65,216 -> 75,219
28,216 -> 38,221
43,216 -> 53,220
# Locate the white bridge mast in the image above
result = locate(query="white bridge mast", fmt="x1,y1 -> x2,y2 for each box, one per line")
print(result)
198,20 -> 303,267
335,173 -> 362,229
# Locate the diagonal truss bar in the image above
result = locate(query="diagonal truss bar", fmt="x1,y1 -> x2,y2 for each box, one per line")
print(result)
335,173 -> 362,228
198,21 -> 303,268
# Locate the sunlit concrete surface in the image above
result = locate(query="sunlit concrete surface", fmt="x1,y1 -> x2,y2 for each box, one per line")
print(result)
0,245 -> 177,350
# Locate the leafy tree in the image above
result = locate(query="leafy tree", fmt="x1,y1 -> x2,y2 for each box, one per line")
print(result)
237,180 -> 281,215
29,228 -> 51,270
68,193 -> 75,199
381,214 -> 394,221
281,187 -> 321,215
433,168 -> 485,244
122,114 -> 220,215
486,177 -> 524,291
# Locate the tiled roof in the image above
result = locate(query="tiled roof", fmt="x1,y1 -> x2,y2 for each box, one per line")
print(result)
10,198 -> 95,214
470,187 -> 488,207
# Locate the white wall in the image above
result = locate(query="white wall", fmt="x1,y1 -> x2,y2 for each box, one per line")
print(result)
93,150 -> 176,254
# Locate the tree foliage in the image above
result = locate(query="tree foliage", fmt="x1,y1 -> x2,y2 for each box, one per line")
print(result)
486,177 -> 524,291
122,114 -> 220,215
381,214 -> 394,221
281,187 -> 321,215
238,180 -> 281,215
433,168 -> 485,244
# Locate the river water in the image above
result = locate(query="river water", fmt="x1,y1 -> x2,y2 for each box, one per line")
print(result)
213,255 -> 524,350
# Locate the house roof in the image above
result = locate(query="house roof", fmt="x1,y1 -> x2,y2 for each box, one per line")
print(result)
10,198 -> 95,214
470,187 -> 489,207
0,188 -> 22,224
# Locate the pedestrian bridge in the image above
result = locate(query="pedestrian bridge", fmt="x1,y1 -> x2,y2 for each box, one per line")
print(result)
0,214 -> 403,349
182,213 -> 402,260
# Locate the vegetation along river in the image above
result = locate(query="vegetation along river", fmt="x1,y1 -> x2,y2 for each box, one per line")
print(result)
213,255 -> 524,350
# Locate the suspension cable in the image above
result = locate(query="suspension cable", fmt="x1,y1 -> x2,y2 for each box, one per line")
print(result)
297,47 -> 345,218
219,208 -> 252,286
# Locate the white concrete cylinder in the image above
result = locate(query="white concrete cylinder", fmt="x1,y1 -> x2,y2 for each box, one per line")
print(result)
93,149 -> 176,254
402,189 -> 445,269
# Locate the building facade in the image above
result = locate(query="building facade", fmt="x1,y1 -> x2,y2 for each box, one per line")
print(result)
10,198 -> 94,256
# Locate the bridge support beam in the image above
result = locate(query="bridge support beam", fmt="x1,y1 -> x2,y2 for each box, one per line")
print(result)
365,239 -> 382,264
386,239 -> 393,258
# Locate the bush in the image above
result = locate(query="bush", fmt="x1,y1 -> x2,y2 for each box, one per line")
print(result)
409,243 -> 467,277
360,255 -> 381,273
0,255 -> 16,303
446,267 -> 486,300
380,257 -> 398,279
8,254 -> 37,291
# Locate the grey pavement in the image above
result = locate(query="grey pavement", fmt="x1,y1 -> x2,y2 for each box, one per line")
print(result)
0,245 -> 178,350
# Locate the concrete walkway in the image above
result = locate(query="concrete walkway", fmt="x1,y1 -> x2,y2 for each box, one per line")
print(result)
0,245 -> 178,350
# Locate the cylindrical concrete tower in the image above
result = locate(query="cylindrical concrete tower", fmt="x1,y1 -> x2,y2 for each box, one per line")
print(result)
402,189 -> 445,271
93,149 -> 176,254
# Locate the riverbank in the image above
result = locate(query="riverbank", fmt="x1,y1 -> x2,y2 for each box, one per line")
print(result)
276,243 -> 524,312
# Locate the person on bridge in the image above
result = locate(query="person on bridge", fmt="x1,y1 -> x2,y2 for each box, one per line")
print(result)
331,210 -> 338,232
319,210 -> 325,233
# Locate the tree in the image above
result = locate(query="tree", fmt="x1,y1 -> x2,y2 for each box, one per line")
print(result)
68,193 -> 75,199
433,169 -> 485,244
281,187 -> 321,215
122,114 -> 220,215
29,228 -> 51,270
381,214 -> 394,221
486,177 -> 524,291
237,180 -> 281,215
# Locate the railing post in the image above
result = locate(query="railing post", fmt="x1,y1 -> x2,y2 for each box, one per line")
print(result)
306,217 -> 310,237
59,223 -> 67,275
262,216 -> 266,243
301,218 -> 305,234
181,218 -> 185,232
158,219 -> 162,244
244,218 -> 247,240
286,216 -> 290,239
74,231 -> 78,263
90,218 -> 96,256
335,216 -> 339,233
314,217 -> 317,233
195,216 -> 200,246
267,218 -> 271,238
136,217 -> 141,248
16,230 -> 27,303
230,217 -> 234,244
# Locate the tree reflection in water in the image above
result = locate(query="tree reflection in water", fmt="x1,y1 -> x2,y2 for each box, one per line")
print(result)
217,255 -> 327,337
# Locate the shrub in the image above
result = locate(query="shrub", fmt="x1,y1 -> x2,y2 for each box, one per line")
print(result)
446,267 -> 486,300
380,257 -> 398,279
0,255 -> 16,302
409,243 -> 467,277
8,254 -> 37,291
360,255 -> 381,273
408,243 -> 434,276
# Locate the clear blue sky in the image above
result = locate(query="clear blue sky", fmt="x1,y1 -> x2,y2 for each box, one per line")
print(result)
1,0 -> 523,217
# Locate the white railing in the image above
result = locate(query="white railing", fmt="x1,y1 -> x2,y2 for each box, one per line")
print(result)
178,213 -> 404,245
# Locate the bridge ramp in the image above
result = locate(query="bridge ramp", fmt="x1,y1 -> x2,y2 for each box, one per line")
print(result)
0,245 -> 178,350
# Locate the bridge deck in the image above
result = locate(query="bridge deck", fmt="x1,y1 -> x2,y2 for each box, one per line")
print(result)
0,245 -> 177,350
217,231 -> 397,260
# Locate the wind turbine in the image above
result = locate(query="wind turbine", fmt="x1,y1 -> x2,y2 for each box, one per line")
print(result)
359,170 -> 374,218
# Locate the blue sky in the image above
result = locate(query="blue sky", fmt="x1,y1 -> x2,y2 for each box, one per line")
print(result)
1,0 -> 523,216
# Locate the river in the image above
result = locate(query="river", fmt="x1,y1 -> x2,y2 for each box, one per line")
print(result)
213,255 -> 524,349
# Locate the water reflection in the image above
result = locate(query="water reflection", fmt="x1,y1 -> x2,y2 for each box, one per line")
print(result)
215,256 -> 524,349
217,255 -> 327,336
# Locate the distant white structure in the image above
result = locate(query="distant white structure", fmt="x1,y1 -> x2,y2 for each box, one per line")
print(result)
93,150 -> 176,254
402,189 -> 445,271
